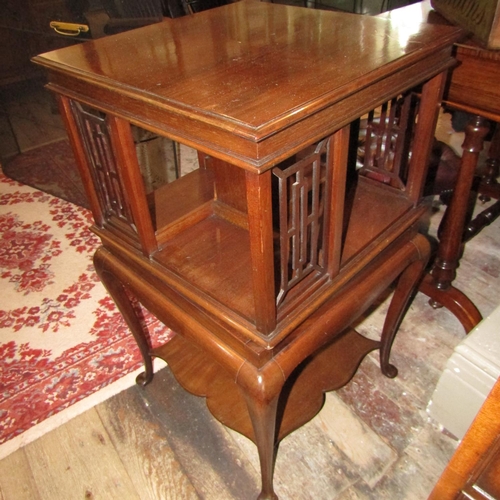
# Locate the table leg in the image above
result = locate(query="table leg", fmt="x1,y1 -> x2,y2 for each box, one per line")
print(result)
380,234 -> 430,377
479,124 -> 500,201
420,115 -> 489,333
245,394 -> 279,500
94,247 -> 155,385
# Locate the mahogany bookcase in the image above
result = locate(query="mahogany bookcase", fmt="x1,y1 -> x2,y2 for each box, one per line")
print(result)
33,3 -> 462,498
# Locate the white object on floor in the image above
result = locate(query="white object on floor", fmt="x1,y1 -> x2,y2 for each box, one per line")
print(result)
427,305 -> 500,439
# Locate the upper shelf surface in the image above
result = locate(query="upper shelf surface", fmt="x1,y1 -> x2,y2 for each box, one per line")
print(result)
34,1 -> 462,138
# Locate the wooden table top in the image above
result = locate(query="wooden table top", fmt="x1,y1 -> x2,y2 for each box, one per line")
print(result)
381,0 -> 500,120
33,1 -> 463,169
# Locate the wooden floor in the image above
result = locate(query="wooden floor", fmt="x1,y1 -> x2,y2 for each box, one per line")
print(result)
1,81 -> 500,500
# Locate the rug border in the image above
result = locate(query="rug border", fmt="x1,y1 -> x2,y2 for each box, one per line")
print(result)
0,359 -> 166,461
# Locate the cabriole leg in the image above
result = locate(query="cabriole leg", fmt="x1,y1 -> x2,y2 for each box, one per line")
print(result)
244,393 -> 280,500
380,235 -> 430,378
93,247 -> 154,386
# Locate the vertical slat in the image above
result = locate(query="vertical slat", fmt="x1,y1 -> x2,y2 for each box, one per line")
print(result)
107,116 -> 158,256
375,101 -> 388,165
291,174 -> 301,276
391,95 -> 412,180
273,140 -> 331,306
381,98 -> 397,172
326,125 -> 350,277
57,95 -> 104,226
69,101 -> 137,230
299,168 -> 308,276
245,170 -> 276,335
364,109 -> 375,169
309,155 -> 321,268
405,70 -> 448,203
277,172 -> 289,305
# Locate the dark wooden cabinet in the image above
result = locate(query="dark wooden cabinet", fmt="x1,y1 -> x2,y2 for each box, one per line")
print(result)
0,0 -> 168,85
0,0 -> 83,84
33,3 -> 463,497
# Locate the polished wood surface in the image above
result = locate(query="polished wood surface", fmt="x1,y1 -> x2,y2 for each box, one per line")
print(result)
33,3 -> 463,498
382,1 -> 500,332
446,41 -> 500,120
429,376 -> 500,500
34,1 -> 461,170
419,115 -> 489,332
2,212 -> 500,500
432,16 -> 500,331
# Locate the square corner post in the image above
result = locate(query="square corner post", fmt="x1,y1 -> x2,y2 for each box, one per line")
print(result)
245,168 -> 277,336
406,69 -> 450,204
242,123 -> 352,339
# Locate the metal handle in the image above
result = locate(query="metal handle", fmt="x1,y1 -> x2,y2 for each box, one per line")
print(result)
49,21 -> 89,37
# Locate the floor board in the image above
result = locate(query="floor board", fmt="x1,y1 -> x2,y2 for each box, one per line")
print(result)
138,369 -> 261,499
23,408 -> 141,499
0,448 -> 41,500
97,387 -> 200,500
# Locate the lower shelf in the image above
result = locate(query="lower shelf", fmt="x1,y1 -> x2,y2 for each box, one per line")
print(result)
151,327 -> 380,443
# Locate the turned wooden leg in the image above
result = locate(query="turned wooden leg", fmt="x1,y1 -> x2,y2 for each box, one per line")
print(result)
379,234 -> 430,378
463,124 -> 500,241
244,394 -> 280,500
479,124 -> 500,202
431,115 -> 489,290
420,115 -> 488,332
94,247 -> 154,386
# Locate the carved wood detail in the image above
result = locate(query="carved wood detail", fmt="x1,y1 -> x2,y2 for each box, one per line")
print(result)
273,138 -> 330,307
70,100 -> 138,240
358,92 -> 418,191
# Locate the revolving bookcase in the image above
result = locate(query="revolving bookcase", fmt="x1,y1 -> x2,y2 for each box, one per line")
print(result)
33,3 -> 463,498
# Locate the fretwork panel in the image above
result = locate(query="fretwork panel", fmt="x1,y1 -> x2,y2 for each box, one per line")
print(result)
357,92 -> 418,190
273,139 -> 329,307
70,100 -> 134,225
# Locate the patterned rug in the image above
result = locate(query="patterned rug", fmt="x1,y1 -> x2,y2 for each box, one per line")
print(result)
2,139 -> 90,209
0,168 -> 172,459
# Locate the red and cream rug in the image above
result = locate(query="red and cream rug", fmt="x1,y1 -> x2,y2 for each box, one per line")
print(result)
0,168 -> 172,459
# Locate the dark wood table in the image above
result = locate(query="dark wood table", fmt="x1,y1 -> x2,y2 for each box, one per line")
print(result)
423,34 -> 500,332
33,3 -> 462,497
382,1 -> 500,333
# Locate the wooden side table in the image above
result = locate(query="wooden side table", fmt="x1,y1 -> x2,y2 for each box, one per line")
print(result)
420,38 -> 500,332
382,1 -> 500,333
33,3 -> 462,498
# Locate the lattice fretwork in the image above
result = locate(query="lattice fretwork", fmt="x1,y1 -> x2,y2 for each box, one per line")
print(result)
71,101 -> 134,225
357,92 -> 418,190
273,139 -> 330,307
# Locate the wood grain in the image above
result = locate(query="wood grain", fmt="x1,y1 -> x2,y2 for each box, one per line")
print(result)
33,2 -> 463,170
2,197 -> 500,498
138,369 -> 261,499
23,408 -> 140,499
96,387 -> 200,500
429,377 -> 500,499
0,448 -> 41,500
